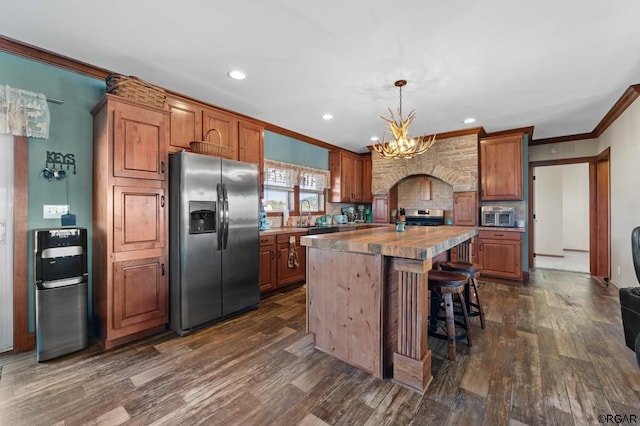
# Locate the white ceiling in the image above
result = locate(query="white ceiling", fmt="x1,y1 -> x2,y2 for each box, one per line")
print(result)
3,1 -> 640,152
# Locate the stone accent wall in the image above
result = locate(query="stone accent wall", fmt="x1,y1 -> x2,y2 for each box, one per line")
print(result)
371,133 -> 479,194
397,176 -> 453,212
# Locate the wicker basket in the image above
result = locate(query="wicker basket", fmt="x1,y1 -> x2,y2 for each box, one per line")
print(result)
106,74 -> 166,108
190,129 -> 234,159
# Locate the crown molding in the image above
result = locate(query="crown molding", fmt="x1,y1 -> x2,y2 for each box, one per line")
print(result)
0,35 -> 110,79
531,84 -> 640,145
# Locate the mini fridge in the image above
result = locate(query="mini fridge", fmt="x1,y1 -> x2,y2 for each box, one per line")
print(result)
34,227 -> 88,361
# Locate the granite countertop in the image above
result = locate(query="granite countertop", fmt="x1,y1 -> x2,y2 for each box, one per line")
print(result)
259,227 -> 309,235
260,223 -> 383,236
301,225 -> 477,261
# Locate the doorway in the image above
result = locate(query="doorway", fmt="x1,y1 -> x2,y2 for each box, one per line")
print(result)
528,150 -> 610,278
0,134 -> 14,351
532,163 -> 590,273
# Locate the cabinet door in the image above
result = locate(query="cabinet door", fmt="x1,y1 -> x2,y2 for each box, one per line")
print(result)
238,120 -> 264,198
167,96 -> 202,151
113,256 -> 168,333
478,238 -> 522,279
202,108 -> 239,160
353,155 -> 363,202
453,191 -> 478,226
341,152 -> 355,202
276,243 -> 306,287
259,244 -> 277,293
113,186 -> 166,252
361,154 -> 372,202
113,103 -> 168,180
373,195 -> 389,223
480,134 -> 523,200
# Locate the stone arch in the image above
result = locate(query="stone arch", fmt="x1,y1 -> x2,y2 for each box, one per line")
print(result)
371,133 -> 479,195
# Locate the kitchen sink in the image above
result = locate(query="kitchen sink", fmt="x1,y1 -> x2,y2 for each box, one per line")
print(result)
307,226 -> 340,235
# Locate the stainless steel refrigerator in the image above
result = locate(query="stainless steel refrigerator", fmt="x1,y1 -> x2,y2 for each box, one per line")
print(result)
169,151 -> 259,335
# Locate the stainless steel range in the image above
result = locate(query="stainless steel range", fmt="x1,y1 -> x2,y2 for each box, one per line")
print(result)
404,209 -> 445,226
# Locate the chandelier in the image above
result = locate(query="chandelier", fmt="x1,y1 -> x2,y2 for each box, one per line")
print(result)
372,80 -> 436,159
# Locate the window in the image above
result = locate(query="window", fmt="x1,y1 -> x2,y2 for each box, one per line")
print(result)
264,160 -> 329,214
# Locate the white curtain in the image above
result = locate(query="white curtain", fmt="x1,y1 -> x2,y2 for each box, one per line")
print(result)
0,85 -> 50,138
264,159 -> 330,190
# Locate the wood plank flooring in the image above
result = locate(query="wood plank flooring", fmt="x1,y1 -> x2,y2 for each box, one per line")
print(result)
1,269 -> 639,425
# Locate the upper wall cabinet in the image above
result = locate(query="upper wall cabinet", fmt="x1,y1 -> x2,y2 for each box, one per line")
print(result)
167,94 -> 265,170
202,107 -> 239,160
479,133 -> 523,201
329,150 -> 372,203
167,96 -> 201,151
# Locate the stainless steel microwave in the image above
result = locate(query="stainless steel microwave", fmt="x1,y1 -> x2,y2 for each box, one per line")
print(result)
481,206 -> 515,227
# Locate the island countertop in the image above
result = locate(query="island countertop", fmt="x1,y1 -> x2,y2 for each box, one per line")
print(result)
300,225 -> 477,260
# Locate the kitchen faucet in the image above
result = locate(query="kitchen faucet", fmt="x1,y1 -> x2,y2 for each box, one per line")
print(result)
300,200 -> 312,227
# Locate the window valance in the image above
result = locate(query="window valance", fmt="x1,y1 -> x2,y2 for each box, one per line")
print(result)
0,85 -> 50,138
264,159 -> 330,190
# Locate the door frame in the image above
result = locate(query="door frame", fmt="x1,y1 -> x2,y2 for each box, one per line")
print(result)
595,147 -> 610,279
528,156 -> 599,275
13,136 -> 33,351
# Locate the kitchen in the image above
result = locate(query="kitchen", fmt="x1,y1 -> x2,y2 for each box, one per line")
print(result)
2,2 -> 640,424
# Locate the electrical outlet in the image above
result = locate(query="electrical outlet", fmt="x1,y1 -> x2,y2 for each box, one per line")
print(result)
618,265 -> 621,276
43,204 -> 69,219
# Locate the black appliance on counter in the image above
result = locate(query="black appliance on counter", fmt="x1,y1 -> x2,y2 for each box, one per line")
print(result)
34,227 -> 88,361
404,209 -> 445,226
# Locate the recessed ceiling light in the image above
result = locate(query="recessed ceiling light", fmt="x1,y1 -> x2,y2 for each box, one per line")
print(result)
370,136 -> 380,142
463,117 -> 476,124
227,70 -> 246,80
322,113 -> 333,120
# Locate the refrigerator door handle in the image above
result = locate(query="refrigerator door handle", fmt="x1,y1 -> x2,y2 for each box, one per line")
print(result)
223,183 -> 230,249
217,183 -> 224,251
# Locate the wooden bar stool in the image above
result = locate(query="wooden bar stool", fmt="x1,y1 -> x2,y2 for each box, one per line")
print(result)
439,261 -> 485,329
428,270 -> 471,361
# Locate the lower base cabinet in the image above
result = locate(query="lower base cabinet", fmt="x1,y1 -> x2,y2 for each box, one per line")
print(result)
477,230 -> 522,280
259,230 -> 308,294
259,235 -> 277,292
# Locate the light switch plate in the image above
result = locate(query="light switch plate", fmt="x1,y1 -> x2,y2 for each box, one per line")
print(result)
43,204 -> 69,219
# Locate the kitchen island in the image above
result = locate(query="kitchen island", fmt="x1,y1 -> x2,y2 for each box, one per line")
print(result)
300,225 -> 477,394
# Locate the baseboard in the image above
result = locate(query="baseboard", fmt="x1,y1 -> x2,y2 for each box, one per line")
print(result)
535,253 -> 564,258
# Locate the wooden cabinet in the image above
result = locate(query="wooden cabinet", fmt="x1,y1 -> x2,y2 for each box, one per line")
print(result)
112,256 -> 168,334
166,94 -> 265,196
372,195 -> 389,223
92,94 -> 170,349
362,153 -> 372,202
477,230 -> 522,280
479,133 -> 523,201
276,232 -> 307,287
113,101 -> 167,180
259,235 -> 277,293
453,191 -> 478,226
329,150 -> 372,203
167,96 -> 201,151
202,107 -> 239,160
259,231 -> 308,294
238,119 -> 265,199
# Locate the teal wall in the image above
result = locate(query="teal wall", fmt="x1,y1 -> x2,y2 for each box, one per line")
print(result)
264,130 -> 329,169
1,51 -> 104,332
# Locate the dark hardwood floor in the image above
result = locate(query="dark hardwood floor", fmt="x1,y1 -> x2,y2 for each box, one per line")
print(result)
1,269 -> 639,425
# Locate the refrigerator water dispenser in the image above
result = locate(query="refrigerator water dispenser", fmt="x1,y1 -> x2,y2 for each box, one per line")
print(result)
189,201 -> 216,234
